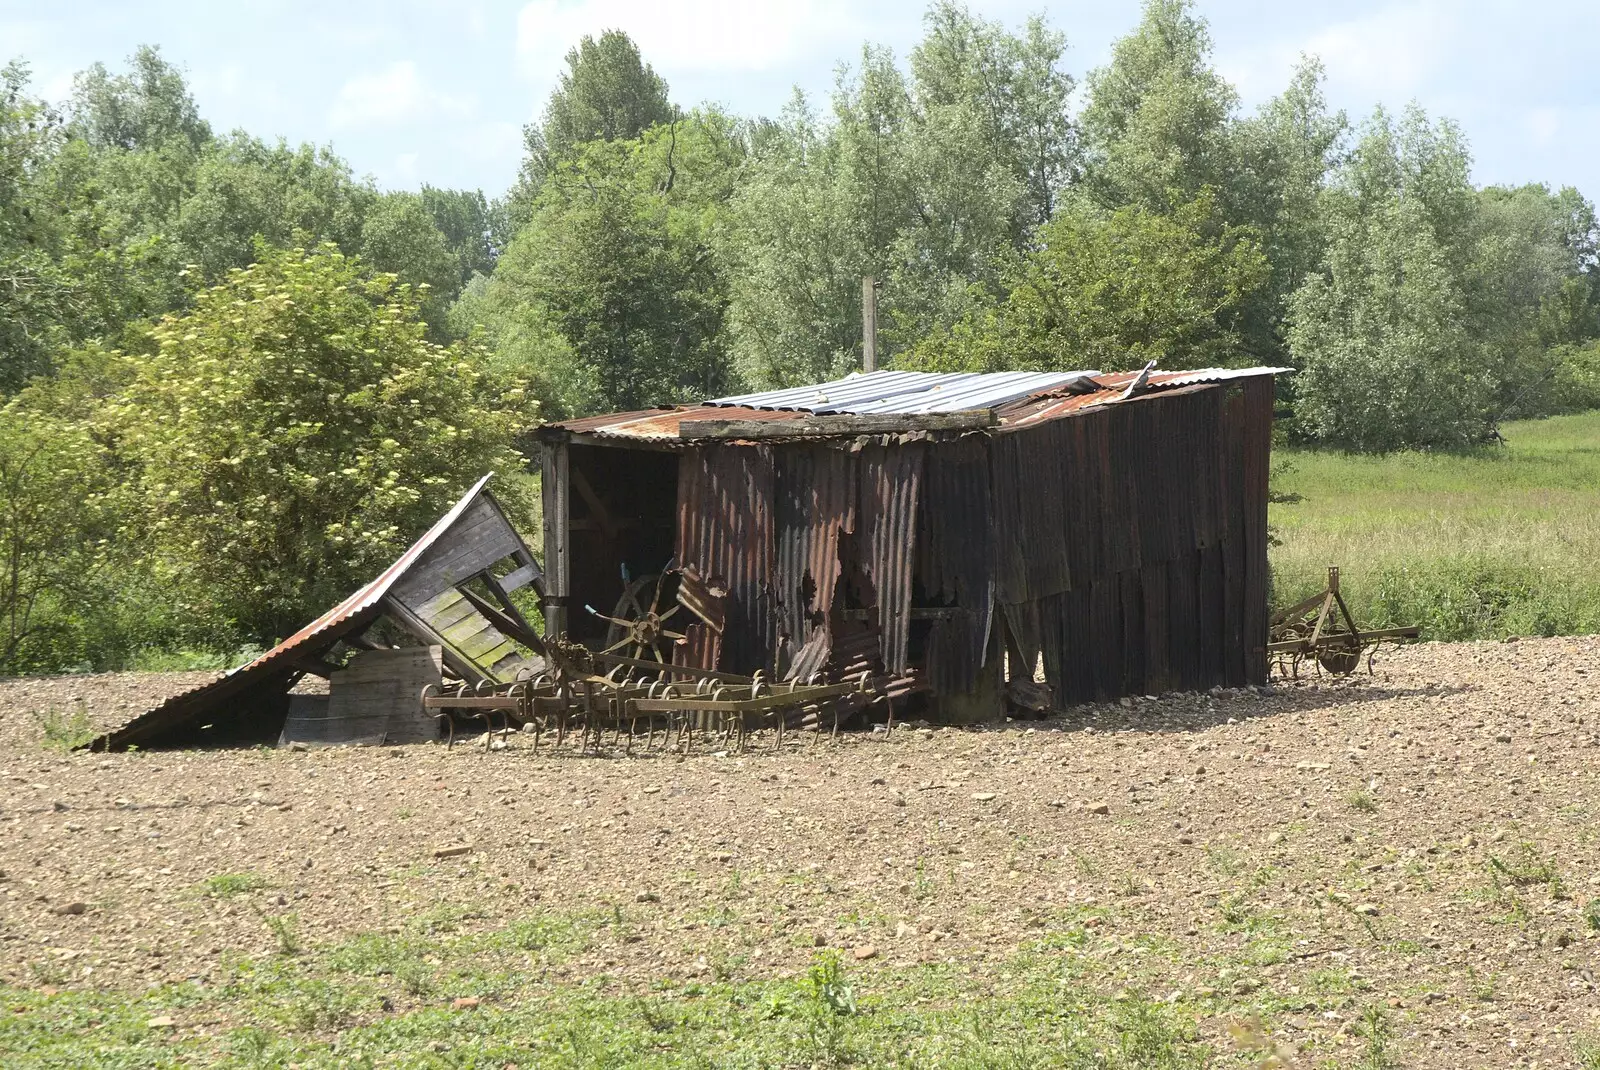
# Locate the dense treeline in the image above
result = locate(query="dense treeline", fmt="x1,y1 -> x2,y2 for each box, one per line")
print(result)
3,0 -> 1599,672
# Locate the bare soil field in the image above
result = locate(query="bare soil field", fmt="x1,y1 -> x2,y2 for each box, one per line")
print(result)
2,637 -> 1599,1067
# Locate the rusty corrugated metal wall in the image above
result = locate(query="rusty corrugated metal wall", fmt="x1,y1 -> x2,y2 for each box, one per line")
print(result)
916,436 -> 993,694
858,441 -> 923,675
675,445 -> 776,674
668,377 -> 1272,704
773,445 -> 855,678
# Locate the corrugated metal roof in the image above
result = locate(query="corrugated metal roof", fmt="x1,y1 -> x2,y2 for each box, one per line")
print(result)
86,475 -> 496,751
706,369 -> 1098,415
543,367 -> 1289,443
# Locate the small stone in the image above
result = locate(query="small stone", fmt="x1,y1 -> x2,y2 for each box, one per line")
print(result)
521,722 -> 539,734
433,844 -> 473,859
1047,799 -> 1066,808
643,785 -> 662,795
451,996 -> 480,1010
53,901 -> 86,916
1353,903 -> 1379,916
1268,832 -> 1286,845
895,921 -> 916,939
635,891 -> 660,903
1555,931 -> 1573,948
971,792 -> 997,802
1177,835 -> 1194,845
146,1016 -> 176,1029
892,796 -> 907,807
289,741 -> 309,752
1087,803 -> 1111,815
51,800 -> 68,812
812,933 -> 827,947
1494,733 -> 1512,743
870,777 -> 886,786
852,945 -> 878,961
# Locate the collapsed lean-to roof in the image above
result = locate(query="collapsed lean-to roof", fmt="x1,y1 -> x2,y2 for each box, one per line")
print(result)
85,474 -> 543,751
543,367 -> 1289,443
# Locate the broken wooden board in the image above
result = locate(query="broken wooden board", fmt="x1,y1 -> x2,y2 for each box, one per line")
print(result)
279,646 -> 443,746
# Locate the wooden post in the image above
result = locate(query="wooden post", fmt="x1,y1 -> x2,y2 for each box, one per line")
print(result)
540,440 -> 570,637
862,276 -> 878,373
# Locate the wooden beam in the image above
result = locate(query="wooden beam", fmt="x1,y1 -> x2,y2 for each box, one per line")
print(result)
458,584 -> 547,656
678,409 -> 996,441
291,654 -> 343,679
381,595 -> 489,684
500,562 -> 539,593
569,464 -> 619,540
540,441 -> 570,637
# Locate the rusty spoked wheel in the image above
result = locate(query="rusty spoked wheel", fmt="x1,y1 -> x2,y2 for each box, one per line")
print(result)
592,573 -> 688,664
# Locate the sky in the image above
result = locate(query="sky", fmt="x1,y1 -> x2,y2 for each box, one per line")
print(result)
5,0 -> 1599,198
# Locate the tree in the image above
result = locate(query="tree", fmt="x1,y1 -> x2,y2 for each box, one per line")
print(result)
1287,106 -> 1495,451
99,245 -> 535,642
68,44 -> 210,154
466,113 -> 744,416
722,4 -> 1079,385
906,190 -> 1268,374
511,29 -> 673,219
1079,0 -> 1237,213
420,185 -> 497,288
0,61 -> 74,391
910,1 -> 1077,233
360,190 -> 459,331
172,134 -> 371,282
0,401 -> 113,671
1228,57 -> 1347,362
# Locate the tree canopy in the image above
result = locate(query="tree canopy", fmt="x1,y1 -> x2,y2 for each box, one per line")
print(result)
4,1 -> 1600,671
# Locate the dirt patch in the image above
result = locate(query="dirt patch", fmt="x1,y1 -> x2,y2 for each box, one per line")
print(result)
3,638 -> 1599,1066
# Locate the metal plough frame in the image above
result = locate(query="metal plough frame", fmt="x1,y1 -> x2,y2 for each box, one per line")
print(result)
1268,565 -> 1419,678
420,648 -> 883,754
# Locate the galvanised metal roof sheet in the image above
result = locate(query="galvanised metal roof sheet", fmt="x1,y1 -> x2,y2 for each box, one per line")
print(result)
543,368 -> 1291,443
706,370 -> 1099,415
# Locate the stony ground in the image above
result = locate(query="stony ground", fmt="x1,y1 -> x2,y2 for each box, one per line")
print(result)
3,637 -> 1600,1067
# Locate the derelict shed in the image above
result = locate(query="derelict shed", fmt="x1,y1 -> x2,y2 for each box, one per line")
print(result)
535,365 -> 1285,718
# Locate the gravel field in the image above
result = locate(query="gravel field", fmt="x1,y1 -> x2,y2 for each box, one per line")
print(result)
2,637 -> 1599,1067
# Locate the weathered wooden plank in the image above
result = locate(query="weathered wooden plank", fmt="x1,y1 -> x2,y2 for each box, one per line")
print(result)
391,501 -> 523,607
678,409 -> 997,441
280,647 -> 443,746
500,563 -> 539,592
415,588 -> 478,634
381,596 -> 487,683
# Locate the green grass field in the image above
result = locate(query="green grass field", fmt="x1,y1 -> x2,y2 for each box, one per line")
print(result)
0,907 -> 1213,1069
1271,410 -> 1600,640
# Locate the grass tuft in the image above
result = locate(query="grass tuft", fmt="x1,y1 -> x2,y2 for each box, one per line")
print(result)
35,707 -> 94,752
200,872 -> 272,899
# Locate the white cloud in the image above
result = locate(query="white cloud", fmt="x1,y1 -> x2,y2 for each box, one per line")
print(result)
514,0 -> 870,85
329,60 -> 471,129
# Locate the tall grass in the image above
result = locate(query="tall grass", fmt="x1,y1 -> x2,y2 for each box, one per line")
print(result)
1271,410 -> 1600,640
